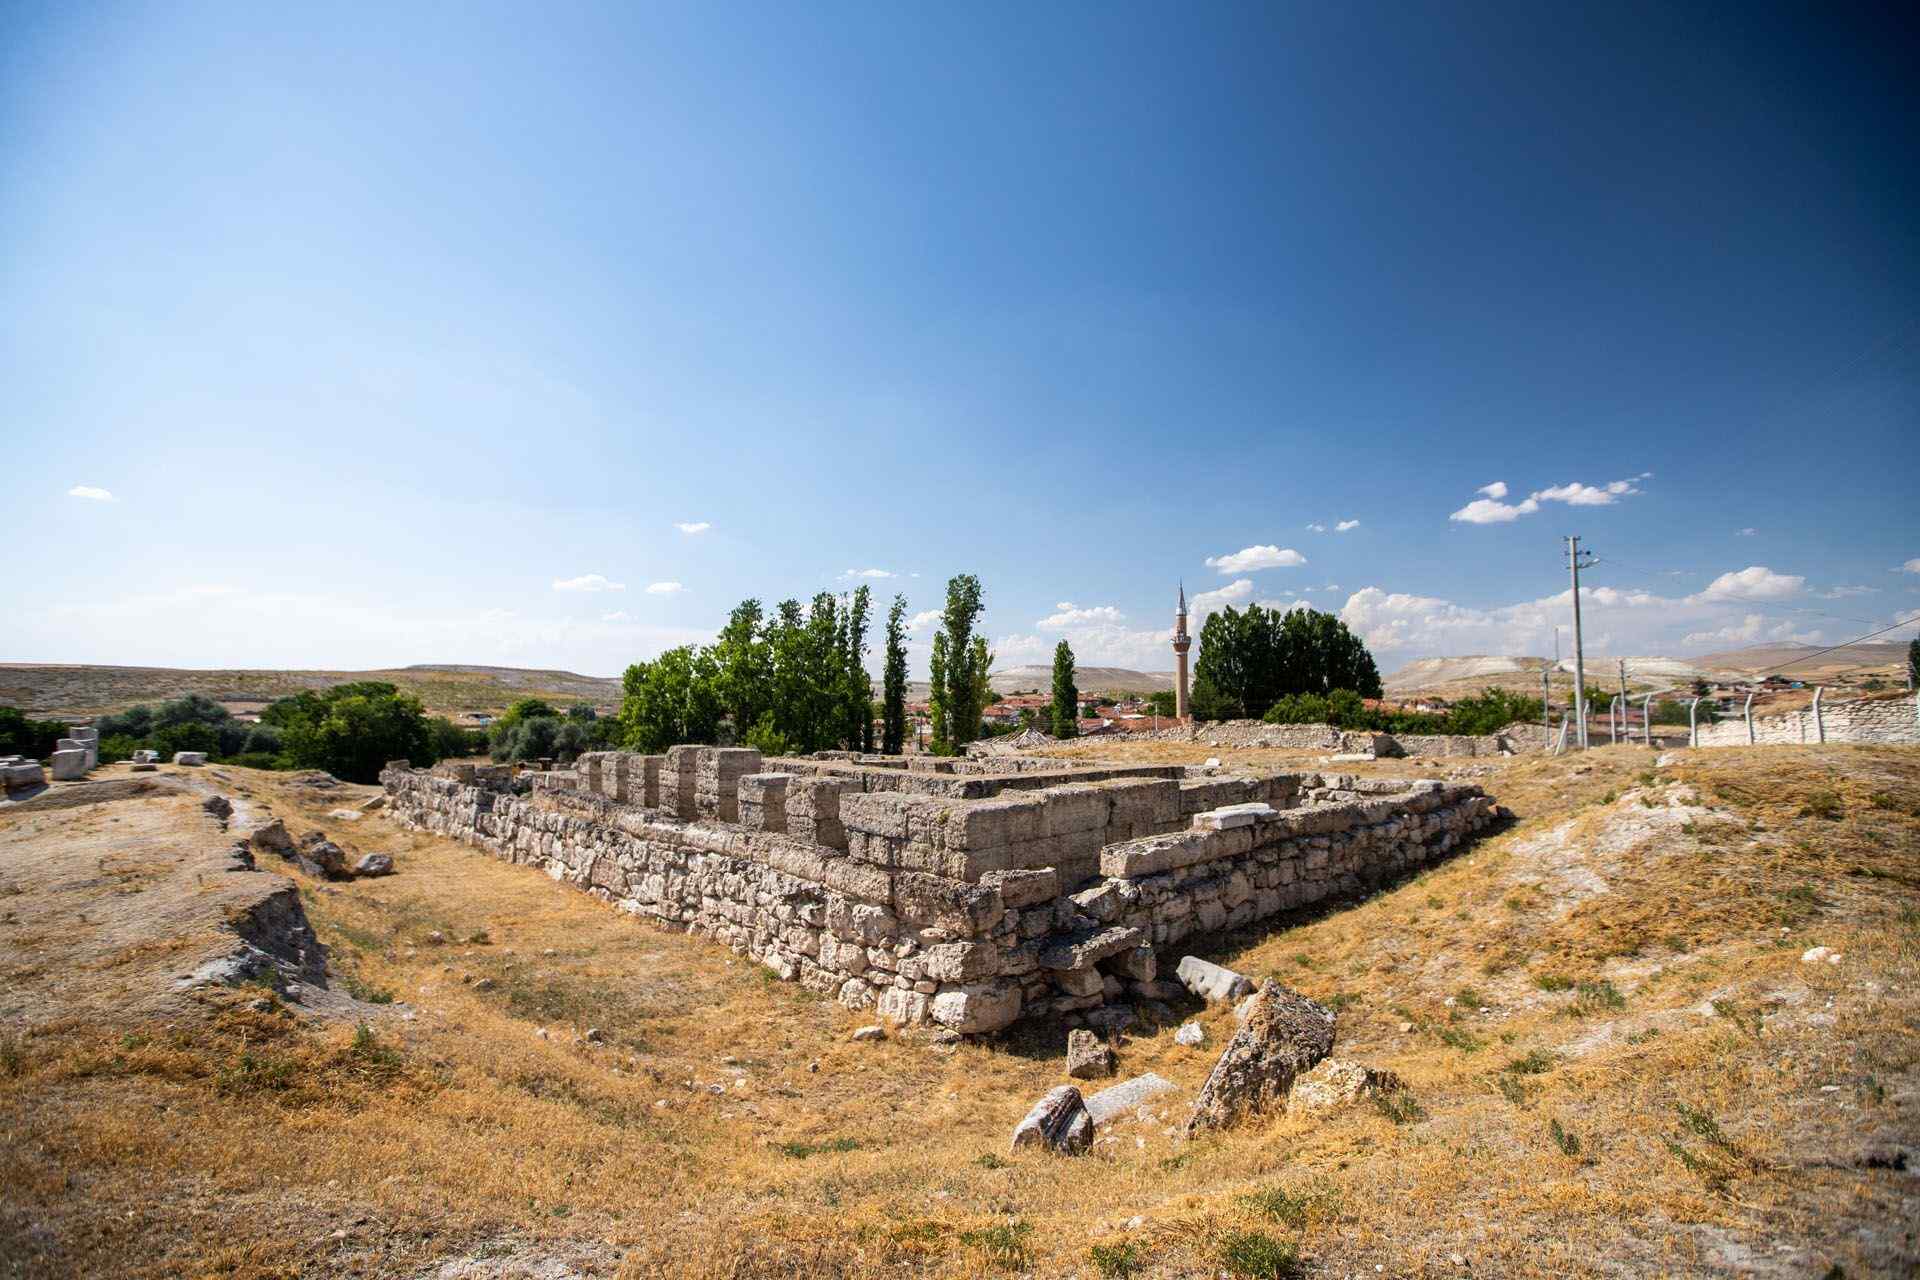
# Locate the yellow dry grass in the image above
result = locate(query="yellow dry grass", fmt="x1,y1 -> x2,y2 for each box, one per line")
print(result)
2,745 -> 1916,1278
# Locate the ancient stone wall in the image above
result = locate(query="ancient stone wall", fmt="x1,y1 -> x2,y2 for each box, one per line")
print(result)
383,747 -> 1498,1036
1693,693 -> 1918,747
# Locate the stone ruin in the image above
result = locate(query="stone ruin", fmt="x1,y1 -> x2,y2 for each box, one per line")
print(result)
381,746 -> 1501,1035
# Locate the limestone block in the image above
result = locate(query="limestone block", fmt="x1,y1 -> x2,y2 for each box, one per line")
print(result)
1194,802 -> 1276,831
923,940 -> 1001,983
1040,925 -> 1145,972
738,772 -> 793,834
1176,955 -> 1254,1003
1066,1028 -> 1115,1079
932,982 -> 1022,1034
51,749 -> 88,780
2,761 -> 45,791
1186,980 -> 1336,1134
1083,1072 -> 1177,1125
980,867 -> 1058,909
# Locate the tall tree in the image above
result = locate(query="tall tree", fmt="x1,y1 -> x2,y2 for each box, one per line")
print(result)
938,574 -> 985,752
966,635 -> 994,743
1050,639 -> 1079,738
882,595 -> 909,754
1909,636 -> 1920,689
841,585 -> 873,751
712,599 -> 771,740
928,632 -> 950,752
1190,604 -> 1382,720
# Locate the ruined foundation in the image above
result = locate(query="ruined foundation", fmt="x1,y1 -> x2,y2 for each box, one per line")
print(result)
383,746 -> 1499,1034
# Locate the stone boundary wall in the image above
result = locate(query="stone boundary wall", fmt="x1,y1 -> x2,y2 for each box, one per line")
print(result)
1694,693 -> 1918,747
1139,719 -> 1524,757
383,749 -> 1498,1036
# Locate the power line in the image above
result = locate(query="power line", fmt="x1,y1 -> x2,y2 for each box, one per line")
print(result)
1743,612 -> 1920,678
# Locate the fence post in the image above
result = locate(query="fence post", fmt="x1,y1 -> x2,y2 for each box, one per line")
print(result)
1641,694 -> 1656,748
1744,692 -> 1755,744
1608,695 -> 1620,745
1688,697 -> 1700,748
1813,686 -> 1825,743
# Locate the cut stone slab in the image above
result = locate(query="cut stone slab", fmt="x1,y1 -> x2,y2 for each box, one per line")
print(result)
1187,979 -> 1336,1135
1065,1028 -> 1115,1079
1010,1085 -> 1092,1155
1176,955 -> 1255,1003
1083,1073 -> 1178,1126
1193,802 -> 1275,831
50,749 -> 88,781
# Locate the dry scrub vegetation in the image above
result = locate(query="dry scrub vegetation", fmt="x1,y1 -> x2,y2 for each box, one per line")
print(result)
2,745 -> 1915,1279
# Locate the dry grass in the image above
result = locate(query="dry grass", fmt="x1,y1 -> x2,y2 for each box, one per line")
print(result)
2,746 -> 1916,1278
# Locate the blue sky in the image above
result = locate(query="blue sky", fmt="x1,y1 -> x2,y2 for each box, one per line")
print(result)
3,1 -> 1916,677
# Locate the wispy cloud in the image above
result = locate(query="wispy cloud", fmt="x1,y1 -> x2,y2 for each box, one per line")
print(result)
553,573 -> 625,592
674,521 -> 711,534
1204,545 -> 1306,573
1736,527 -> 1758,537
644,581 -> 686,595
842,568 -> 895,579
1899,558 -> 1920,575
1477,481 -> 1508,499
601,610 -> 632,622
67,485 -> 114,502
1305,522 -> 1327,533
1818,585 -> 1877,599
1335,519 -> 1360,532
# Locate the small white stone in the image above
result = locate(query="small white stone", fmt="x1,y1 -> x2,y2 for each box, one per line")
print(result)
1174,1021 -> 1206,1047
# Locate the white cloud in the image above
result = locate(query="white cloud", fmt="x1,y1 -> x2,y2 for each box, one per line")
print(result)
1204,545 -> 1307,573
1682,615 -> 1825,648
1819,585 -> 1877,599
905,609 -> 943,632
1038,603 -> 1124,629
1450,476 -> 1644,523
1736,527 -> 1758,537
1450,496 -> 1540,524
601,610 -> 632,622
1690,565 -> 1804,602
1305,523 -> 1327,533
1335,519 -> 1360,532
644,581 -> 686,595
554,573 -> 625,592
1898,559 -> 1920,575
67,485 -> 114,502
842,568 -> 895,579
1190,578 -> 1256,615
674,521 -> 711,534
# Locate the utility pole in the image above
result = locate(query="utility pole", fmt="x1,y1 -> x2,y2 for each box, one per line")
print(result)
1566,535 -> 1596,749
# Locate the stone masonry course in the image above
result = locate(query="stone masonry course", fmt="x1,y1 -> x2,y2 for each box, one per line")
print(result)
384,747 -> 1499,1035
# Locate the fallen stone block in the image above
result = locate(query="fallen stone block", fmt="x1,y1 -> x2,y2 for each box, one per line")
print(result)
326,808 -> 363,821
1083,1072 -> 1177,1126
930,982 -> 1022,1034
1186,979 -> 1336,1134
172,751 -> 208,766
353,853 -> 395,877
1290,1058 -> 1404,1113
1066,1028 -> 1115,1079
2,761 -> 45,791
50,749 -> 88,781
249,818 -> 295,855
1176,955 -> 1255,1003
850,1024 -> 885,1042
1193,802 -> 1275,831
1010,1085 -> 1092,1155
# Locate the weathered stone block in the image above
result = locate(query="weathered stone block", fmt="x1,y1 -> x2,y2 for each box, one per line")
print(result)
931,982 -> 1022,1034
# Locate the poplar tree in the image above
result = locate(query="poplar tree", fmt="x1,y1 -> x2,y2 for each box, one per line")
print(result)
1051,639 -> 1079,738
928,632 -> 950,753
938,574 -> 985,751
882,595 -> 908,754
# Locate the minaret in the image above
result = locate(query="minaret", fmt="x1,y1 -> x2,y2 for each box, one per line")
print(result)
1172,582 -> 1192,722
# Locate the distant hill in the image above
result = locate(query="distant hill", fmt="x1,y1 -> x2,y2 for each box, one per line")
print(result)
1385,641 -> 1909,698
988,665 -> 1175,696
0,663 -> 623,719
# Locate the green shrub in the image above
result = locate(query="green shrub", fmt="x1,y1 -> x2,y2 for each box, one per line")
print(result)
1089,1241 -> 1141,1278
0,706 -> 69,760
222,752 -> 284,771
1216,1230 -> 1302,1279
